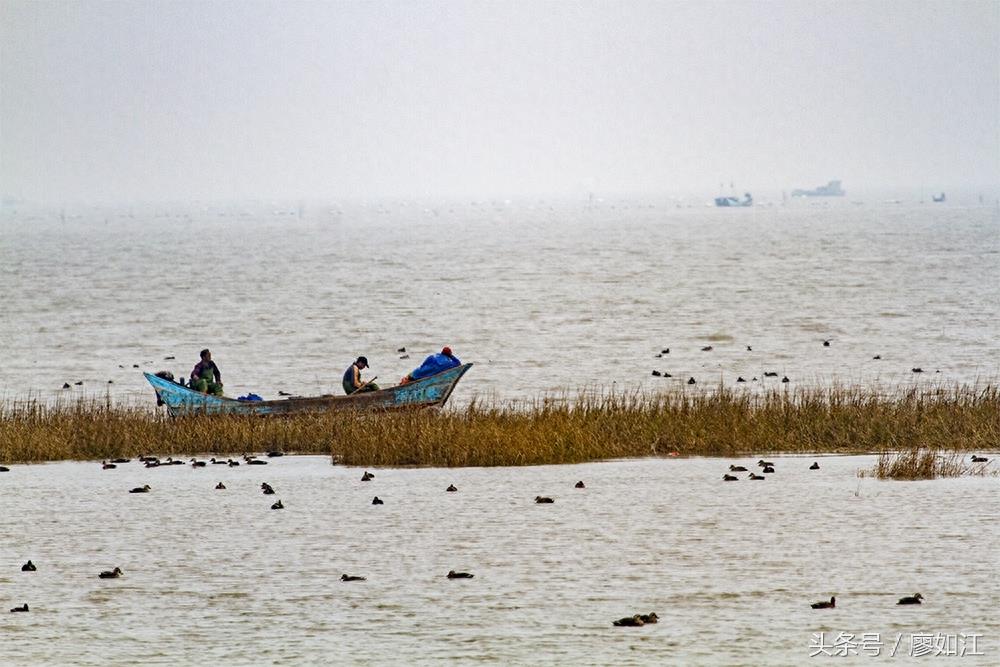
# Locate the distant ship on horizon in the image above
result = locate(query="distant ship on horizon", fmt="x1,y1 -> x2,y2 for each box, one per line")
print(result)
714,192 -> 753,207
792,180 -> 846,197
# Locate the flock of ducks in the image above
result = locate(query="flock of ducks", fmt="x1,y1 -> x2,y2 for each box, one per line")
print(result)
63,342 -> 942,393
12,565 -> 124,612
335,570 -> 474,582
650,341 -> 941,384
809,593 -> 925,609
7,456 -> 589,616
9,455 -> 293,613
719,457 -> 959,613
7,451 -> 980,623
102,453 -> 280,471
721,459 -> 816,481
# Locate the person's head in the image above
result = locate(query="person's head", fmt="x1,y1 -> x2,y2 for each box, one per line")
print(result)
200,349 -> 211,361
441,346 -> 453,357
355,356 -> 369,369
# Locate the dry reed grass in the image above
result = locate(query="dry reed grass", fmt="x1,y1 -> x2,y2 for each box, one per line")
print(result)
861,449 -> 997,480
1,385 -> 997,466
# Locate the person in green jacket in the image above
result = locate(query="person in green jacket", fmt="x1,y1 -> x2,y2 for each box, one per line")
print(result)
190,348 -> 224,396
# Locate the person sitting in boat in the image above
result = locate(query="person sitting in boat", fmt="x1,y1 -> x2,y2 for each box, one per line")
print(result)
190,348 -> 224,396
343,356 -> 379,394
400,347 -> 461,385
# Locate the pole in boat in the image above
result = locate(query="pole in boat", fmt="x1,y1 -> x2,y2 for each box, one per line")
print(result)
354,376 -> 378,393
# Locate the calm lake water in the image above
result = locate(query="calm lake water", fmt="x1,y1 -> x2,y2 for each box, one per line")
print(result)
0,199 -> 998,404
1,454 -> 997,665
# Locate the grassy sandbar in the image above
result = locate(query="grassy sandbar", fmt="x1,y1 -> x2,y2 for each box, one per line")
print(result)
1,386 -> 997,466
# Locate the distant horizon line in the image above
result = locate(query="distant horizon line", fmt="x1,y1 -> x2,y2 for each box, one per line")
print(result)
3,185 -> 999,210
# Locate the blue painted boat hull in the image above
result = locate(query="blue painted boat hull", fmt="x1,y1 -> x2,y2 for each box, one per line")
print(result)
144,364 -> 472,416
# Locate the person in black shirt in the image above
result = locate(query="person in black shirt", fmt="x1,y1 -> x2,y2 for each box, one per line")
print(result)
343,356 -> 379,394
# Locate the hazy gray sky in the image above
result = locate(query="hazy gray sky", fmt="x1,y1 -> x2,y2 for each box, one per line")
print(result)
2,0 -> 998,202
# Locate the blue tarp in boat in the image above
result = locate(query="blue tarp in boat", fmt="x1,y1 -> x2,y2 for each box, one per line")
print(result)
410,353 -> 461,380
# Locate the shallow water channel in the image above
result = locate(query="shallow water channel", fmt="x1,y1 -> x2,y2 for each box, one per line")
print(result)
1,455 -> 997,665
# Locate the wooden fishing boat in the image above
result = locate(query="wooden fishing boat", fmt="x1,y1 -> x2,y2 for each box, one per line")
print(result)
144,363 -> 472,416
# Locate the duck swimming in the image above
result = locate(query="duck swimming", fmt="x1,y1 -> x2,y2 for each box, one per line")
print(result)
897,593 -> 923,605
98,567 -> 123,579
261,483 -> 275,495
21,560 -> 36,572
215,482 -> 226,490
971,455 -> 988,463
210,458 -> 227,465
129,485 -> 151,493
762,465 -> 775,473
446,484 -> 458,492
447,570 -> 474,579
810,462 -> 820,470
102,461 -> 116,470
748,473 -> 765,480
341,574 -> 366,582
575,481 -> 585,488
9,604 -> 28,613
266,451 -> 284,457
811,596 -> 835,609
534,496 -> 554,503
757,460 -> 774,467
687,377 -> 696,385
638,612 -> 658,624
723,474 -> 738,481
0,466 -> 9,472
729,465 -> 747,472
190,459 -> 207,467
361,471 -> 374,481
271,500 -> 284,510
227,459 -> 240,466
612,614 -> 644,627
372,496 -> 384,505
111,458 -> 129,464
247,459 -> 268,466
